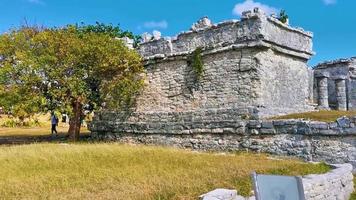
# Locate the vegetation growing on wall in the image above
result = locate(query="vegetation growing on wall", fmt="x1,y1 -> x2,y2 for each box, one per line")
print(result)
278,10 -> 289,24
188,47 -> 204,80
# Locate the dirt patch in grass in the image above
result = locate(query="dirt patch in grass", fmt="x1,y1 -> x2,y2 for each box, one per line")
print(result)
0,143 -> 330,199
269,110 -> 356,122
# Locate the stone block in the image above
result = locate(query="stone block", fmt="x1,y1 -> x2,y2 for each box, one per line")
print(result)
343,128 -> 356,135
273,120 -> 286,126
247,120 -> 262,128
337,117 -> 351,128
223,128 -> 236,134
199,189 -> 238,200
259,128 -> 276,134
314,71 -> 330,78
284,120 -> 299,125
318,129 -> 339,136
261,121 -> 273,129
329,122 -> 338,129
309,122 -> 329,130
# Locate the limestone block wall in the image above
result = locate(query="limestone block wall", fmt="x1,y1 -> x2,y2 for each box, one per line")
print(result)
256,49 -> 314,116
90,115 -> 356,168
135,46 -> 314,119
302,164 -> 354,200
135,49 -> 261,114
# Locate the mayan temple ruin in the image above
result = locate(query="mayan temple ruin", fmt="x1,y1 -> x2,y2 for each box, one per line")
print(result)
314,58 -> 356,111
136,8 -> 315,118
90,8 -> 356,168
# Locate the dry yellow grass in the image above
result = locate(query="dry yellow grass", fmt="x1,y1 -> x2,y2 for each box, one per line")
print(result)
0,143 -> 330,200
270,110 -> 356,122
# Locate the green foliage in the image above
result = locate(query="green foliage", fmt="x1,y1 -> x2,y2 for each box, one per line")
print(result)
1,118 -> 17,128
0,23 -> 144,127
278,10 -> 289,24
0,116 -> 42,127
102,74 -> 144,110
72,22 -> 141,47
188,47 -> 204,80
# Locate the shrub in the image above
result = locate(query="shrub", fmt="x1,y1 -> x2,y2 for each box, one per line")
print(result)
0,117 -> 43,128
278,10 -> 289,24
188,47 -> 204,80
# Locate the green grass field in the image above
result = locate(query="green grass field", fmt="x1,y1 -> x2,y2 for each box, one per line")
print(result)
0,143 -> 330,200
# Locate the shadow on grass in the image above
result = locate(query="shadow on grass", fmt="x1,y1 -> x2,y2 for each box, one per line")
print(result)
0,132 -> 91,145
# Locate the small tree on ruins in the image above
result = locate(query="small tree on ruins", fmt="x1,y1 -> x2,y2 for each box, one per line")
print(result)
0,23 -> 144,140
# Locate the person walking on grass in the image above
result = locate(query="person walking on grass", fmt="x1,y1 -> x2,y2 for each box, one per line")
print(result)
50,112 -> 59,136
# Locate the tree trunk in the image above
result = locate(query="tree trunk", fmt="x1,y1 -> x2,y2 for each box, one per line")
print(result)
68,99 -> 82,141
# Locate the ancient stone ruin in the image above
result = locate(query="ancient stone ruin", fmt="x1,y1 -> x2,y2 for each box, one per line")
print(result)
90,8 -> 356,169
314,57 -> 356,111
136,8 -> 315,119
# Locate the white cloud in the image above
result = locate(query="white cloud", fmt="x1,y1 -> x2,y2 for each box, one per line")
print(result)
233,0 -> 278,16
323,0 -> 337,5
143,20 -> 168,29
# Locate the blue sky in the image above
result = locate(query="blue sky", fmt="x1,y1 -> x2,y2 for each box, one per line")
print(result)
0,0 -> 355,66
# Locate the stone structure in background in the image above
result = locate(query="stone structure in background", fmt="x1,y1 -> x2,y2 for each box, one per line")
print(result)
89,8 -> 356,169
314,57 -> 356,111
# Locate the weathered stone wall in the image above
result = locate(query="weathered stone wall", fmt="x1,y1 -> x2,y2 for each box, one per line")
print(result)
135,48 -> 261,114
135,46 -> 314,119
90,115 -> 356,168
256,49 -> 314,116
303,164 -> 354,200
